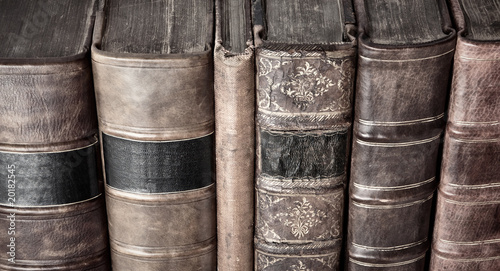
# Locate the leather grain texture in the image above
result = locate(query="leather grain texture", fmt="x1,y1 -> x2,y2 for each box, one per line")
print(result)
102,133 -> 213,193
253,1 -> 357,268
347,0 -> 456,270
429,1 -> 500,270
214,0 -> 255,268
0,1 -> 109,269
0,196 -> 109,270
0,143 -> 100,206
92,7 -> 216,270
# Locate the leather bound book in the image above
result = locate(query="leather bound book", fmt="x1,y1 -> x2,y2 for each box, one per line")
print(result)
214,0 -> 255,270
0,1 -> 109,270
253,0 -> 357,269
430,0 -> 500,270
91,0 -> 216,270
347,0 -> 457,270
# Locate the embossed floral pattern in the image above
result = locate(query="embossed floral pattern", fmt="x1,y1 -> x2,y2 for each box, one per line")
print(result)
280,62 -> 334,110
257,55 -> 354,113
289,261 -> 310,271
281,198 -> 327,238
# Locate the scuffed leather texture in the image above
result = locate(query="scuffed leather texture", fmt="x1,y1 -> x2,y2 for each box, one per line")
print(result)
0,4 -> 109,269
260,130 -> 348,178
106,185 -> 216,271
0,58 -> 98,152
430,1 -> 500,270
254,38 -> 356,270
92,11 -> 216,270
0,196 -> 109,270
347,1 -> 456,270
92,36 -> 214,142
214,41 -> 255,270
103,133 -> 213,193
0,143 -> 100,206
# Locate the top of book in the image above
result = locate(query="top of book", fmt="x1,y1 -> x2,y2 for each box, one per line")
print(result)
458,0 -> 500,41
360,0 -> 449,45
0,0 -> 97,59
100,0 -> 214,54
255,0 -> 350,45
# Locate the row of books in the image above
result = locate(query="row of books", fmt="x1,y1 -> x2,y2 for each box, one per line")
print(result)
0,0 -> 498,270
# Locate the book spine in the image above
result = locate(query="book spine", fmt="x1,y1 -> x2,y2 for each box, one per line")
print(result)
430,1 -> 500,269
214,38 -> 255,271
254,45 -> 356,270
214,0 -> 255,269
91,12 -> 216,271
346,2 -> 456,269
0,58 -> 109,270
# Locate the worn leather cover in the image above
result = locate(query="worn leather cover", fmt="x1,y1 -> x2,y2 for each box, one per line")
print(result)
347,0 -> 456,270
429,0 -> 500,270
214,0 -> 255,270
0,1 -> 109,269
91,9 -> 216,270
253,1 -> 357,269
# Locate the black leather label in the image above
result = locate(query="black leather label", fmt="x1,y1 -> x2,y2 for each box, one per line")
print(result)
103,133 -> 214,193
260,129 -> 347,178
0,144 -> 100,206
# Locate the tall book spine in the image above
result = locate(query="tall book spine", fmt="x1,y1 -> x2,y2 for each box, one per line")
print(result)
0,36 -> 109,271
214,0 -> 255,270
253,3 -> 357,267
430,0 -> 500,269
347,0 -> 456,269
91,10 -> 216,270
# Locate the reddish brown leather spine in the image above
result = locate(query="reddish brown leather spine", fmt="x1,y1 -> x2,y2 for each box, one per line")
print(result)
429,1 -> 500,270
214,0 -> 255,270
92,9 -> 216,270
347,1 -> 456,270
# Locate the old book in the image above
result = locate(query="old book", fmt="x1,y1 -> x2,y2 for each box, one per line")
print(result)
0,0 -> 109,270
214,0 -> 255,270
347,0 -> 457,270
91,0 -> 215,270
253,0 -> 357,270
429,0 -> 500,270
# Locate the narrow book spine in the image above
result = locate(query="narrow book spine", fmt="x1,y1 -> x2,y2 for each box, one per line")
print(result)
347,1 -> 456,269
254,45 -> 356,270
214,0 -> 255,269
430,1 -> 500,269
214,42 -> 255,270
92,11 -> 216,271
0,57 -> 109,270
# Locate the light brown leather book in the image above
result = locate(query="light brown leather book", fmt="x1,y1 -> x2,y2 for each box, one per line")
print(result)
252,0 -> 357,270
347,0 -> 456,270
214,0 -> 255,270
430,0 -> 500,270
0,0 -> 109,270
91,0 -> 216,270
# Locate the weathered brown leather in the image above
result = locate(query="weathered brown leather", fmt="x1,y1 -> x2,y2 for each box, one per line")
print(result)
253,1 -> 357,269
91,8 -> 216,270
105,185 -> 216,270
0,1 -> 109,269
254,46 -> 356,271
429,1 -> 500,270
214,0 -> 255,270
0,196 -> 109,270
0,57 -> 97,153
347,0 -> 456,270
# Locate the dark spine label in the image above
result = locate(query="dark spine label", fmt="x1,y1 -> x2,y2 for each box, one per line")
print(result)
103,133 -> 214,193
260,129 -> 347,178
0,144 -> 100,206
